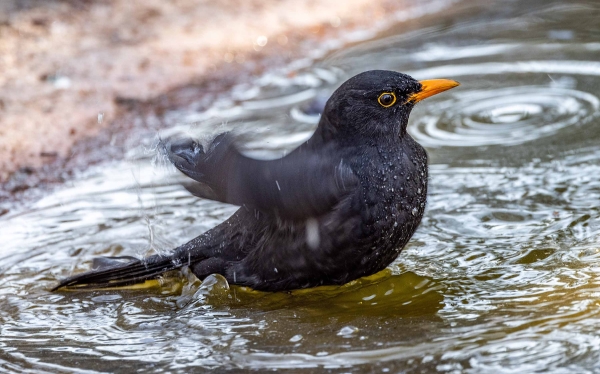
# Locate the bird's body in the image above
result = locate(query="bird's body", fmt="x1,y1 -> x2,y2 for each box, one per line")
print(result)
53,70 -> 457,292
179,133 -> 427,291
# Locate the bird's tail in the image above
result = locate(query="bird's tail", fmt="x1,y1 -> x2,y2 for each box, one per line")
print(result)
51,253 -> 189,291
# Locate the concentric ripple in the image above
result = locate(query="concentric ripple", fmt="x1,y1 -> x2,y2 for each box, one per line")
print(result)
410,85 -> 600,147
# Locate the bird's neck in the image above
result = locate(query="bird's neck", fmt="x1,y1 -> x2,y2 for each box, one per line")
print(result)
312,116 -> 338,144
313,112 -> 411,148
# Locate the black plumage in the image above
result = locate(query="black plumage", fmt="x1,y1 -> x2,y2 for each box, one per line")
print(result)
53,70 -> 458,292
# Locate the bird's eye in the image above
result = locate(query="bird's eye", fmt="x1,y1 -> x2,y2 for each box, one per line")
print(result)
377,92 -> 396,108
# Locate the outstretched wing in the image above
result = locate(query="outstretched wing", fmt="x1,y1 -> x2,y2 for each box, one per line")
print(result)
164,134 -> 358,220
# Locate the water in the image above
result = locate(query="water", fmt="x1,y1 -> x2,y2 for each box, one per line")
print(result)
2,0 -> 600,372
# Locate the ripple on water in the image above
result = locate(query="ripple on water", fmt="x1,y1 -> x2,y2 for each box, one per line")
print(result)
409,76 -> 600,148
2,1 -> 600,372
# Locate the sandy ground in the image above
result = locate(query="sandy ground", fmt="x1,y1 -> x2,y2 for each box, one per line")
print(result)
0,0 -> 412,193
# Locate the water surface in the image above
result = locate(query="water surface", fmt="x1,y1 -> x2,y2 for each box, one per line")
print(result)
2,0 -> 600,372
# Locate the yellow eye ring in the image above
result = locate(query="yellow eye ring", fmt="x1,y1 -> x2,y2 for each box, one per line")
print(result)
378,92 -> 396,107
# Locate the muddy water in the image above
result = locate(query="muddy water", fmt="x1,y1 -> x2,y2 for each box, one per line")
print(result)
2,0 -> 600,372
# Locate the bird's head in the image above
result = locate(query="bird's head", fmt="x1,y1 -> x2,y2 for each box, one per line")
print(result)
320,70 -> 459,141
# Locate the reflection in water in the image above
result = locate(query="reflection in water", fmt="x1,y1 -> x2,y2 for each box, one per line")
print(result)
2,0 -> 600,372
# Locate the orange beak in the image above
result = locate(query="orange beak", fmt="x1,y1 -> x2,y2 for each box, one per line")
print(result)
408,79 -> 460,103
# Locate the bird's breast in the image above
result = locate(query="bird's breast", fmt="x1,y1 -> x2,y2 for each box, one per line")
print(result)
352,142 -> 428,246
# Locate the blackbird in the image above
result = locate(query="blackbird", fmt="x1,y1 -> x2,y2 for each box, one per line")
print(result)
53,70 -> 458,292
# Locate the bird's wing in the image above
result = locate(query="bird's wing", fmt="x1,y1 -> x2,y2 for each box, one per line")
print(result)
164,133 -> 358,220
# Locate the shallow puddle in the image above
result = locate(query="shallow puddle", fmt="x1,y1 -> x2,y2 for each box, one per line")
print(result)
1,0 -> 600,372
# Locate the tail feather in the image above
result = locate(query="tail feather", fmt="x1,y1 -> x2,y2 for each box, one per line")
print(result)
51,254 -> 185,291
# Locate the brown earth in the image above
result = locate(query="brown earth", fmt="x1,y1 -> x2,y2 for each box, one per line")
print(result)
0,0 -> 418,200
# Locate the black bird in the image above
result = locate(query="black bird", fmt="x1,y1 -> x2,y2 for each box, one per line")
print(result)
53,70 -> 458,292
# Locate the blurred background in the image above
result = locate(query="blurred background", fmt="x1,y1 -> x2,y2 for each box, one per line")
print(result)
1,0 -> 600,372
0,0 -> 405,189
